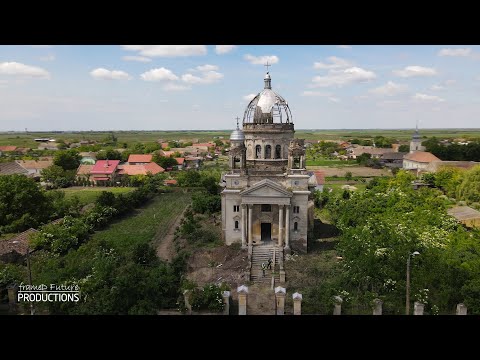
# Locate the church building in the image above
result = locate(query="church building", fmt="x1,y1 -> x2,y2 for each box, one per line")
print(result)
221,70 -> 315,253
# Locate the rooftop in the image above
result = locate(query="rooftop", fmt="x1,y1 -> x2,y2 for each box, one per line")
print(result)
404,151 -> 441,163
128,154 -> 153,163
91,160 -> 120,174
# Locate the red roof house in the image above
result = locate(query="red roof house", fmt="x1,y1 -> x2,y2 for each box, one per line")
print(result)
90,160 -> 120,183
128,154 -> 153,164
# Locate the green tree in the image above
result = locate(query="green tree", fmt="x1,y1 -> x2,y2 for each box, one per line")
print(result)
457,165 -> 480,203
54,149 -> 81,170
0,175 -> 52,233
177,170 -> 201,187
96,149 -> 122,161
345,171 -> 353,181
42,165 -> 75,188
152,154 -> 178,169
399,144 -> 410,152
96,191 -> 116,207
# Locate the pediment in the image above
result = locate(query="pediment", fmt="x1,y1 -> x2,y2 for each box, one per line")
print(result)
240,179 -> 292,198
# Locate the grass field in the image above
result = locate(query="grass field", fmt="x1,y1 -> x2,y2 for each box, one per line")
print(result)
60,187 -> 136,205
91,192 -> 191,253
2,128 -> 480,148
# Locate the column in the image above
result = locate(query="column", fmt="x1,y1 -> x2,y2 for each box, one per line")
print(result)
241,204 -> 246,248
222,291 -> 231,315
285,205 -> 290,250
237,285 -> 248,315
333,295 -> 343,315
414,302 -> 424,315
183,290 -> 192,315
278,205 -> 284,247
248,204 -> 253,246
275,286 -> 286,315
373,298 -> 383,315
293,292 -> 302,315
456,303 -> 467,315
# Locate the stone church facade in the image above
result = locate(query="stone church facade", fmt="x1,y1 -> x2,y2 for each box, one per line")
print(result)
221,71 -> 315,253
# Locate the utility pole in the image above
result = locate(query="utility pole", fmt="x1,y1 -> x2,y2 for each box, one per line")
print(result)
406,251 -> 420,315
26,247 -> 35,315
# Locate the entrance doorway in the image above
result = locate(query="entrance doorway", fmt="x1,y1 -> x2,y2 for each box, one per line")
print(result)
261,223 -> 272,242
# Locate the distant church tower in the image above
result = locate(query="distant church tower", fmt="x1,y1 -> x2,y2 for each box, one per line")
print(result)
410,121 -> 425,153
221,69 -> 315,254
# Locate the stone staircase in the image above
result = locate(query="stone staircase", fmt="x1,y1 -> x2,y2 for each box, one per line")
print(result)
250,244 -> 281,284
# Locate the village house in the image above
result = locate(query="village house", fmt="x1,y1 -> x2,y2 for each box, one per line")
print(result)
0,162 -> 30,176
380,152 -> 408,168
347,146 -> 393,159
76,164 -> 94,182
175,157 -> 185,170
16,159 -> 53,178
0,228 -> 38,264
184,156 -> 202,169
163,179 -> 178,186
38,142 -> 60,151
403,151 -> 441,171
117,163 -> 164,176
0,146 -> 18,156
90,160 -> 120,184
127,154 -> 153,164
425,161 -> 480,173
448,206 -> 480,229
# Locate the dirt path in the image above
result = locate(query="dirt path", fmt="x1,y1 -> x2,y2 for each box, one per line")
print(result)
155,207 -> 188,262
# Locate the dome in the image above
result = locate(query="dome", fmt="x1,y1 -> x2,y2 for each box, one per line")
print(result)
243,72 -> 292,124
230,128 -> 245,141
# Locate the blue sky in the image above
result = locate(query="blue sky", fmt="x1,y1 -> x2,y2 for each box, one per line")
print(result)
0,45 -> 479,131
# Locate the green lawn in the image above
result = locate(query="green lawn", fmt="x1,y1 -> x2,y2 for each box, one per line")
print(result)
60,187 -> 136,205
91,192 -> 191,253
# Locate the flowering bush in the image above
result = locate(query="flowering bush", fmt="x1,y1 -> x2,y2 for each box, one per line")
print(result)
190,283 -> 227,312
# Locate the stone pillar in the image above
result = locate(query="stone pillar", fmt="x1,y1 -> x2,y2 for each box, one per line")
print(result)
7,285 -> 18,313
248,204 -> 253,246
333,295 -> 343,315
222,291 -> 231,315
373,298 -> 383,315
275,286 -> 286,315
237,285 -> 248,315
278,205 -> 284,247
241,205 -> 246,248
285,205 -> 290,250
293,292 -> 302,315
414,302 -> 424,315
183,290 -> 192,315
456,303 -> 467,315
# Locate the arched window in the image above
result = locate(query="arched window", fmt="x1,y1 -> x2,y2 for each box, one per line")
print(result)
235,220 -> 239,229
265,145 -> 272,159
275,145 -> 282,159
255,145 -> 262,159
293,156 -> 301,168
233,156 -> 240,169
294,221 -> 298,231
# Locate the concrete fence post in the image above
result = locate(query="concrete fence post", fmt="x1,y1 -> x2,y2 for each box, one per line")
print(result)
333,295 -> 343,315
414,302 -> 424,315
373,298 -> 383,315
237,285 -> 248,315
456,303 -> 467,315
275,286 -> 286,315
183,289 -> 192,315
293,292 -> 302,315
7,285 -> 18,313
222,291 -> 231,315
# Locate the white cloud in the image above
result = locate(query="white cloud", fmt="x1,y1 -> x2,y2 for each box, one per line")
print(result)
30,45 -> 53,48
413,93 -> 445,102
215,45 -> 236,54
140,67 -> 179,82
314,56 -> 352,70
195,64 -> 219,72
122,55 -> 152,63
328,97 -> 340,103
430,84 -> 445,91
181,71 -> 223,84
337,45 -> 351,49
163,83 -> 191,91
438,48 -> 472,57
39,54 -> 55,62
445,79 -> 456,85
369,81 -> 408,96
243,93 -> 257,101
244,54 -> 279,65
301,91 -> 332,97
0,62 -> 50,79
393,66 -> 437,78
121,45 -> 207,57
90,68 -> 131,80
311,67 -> 376,87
